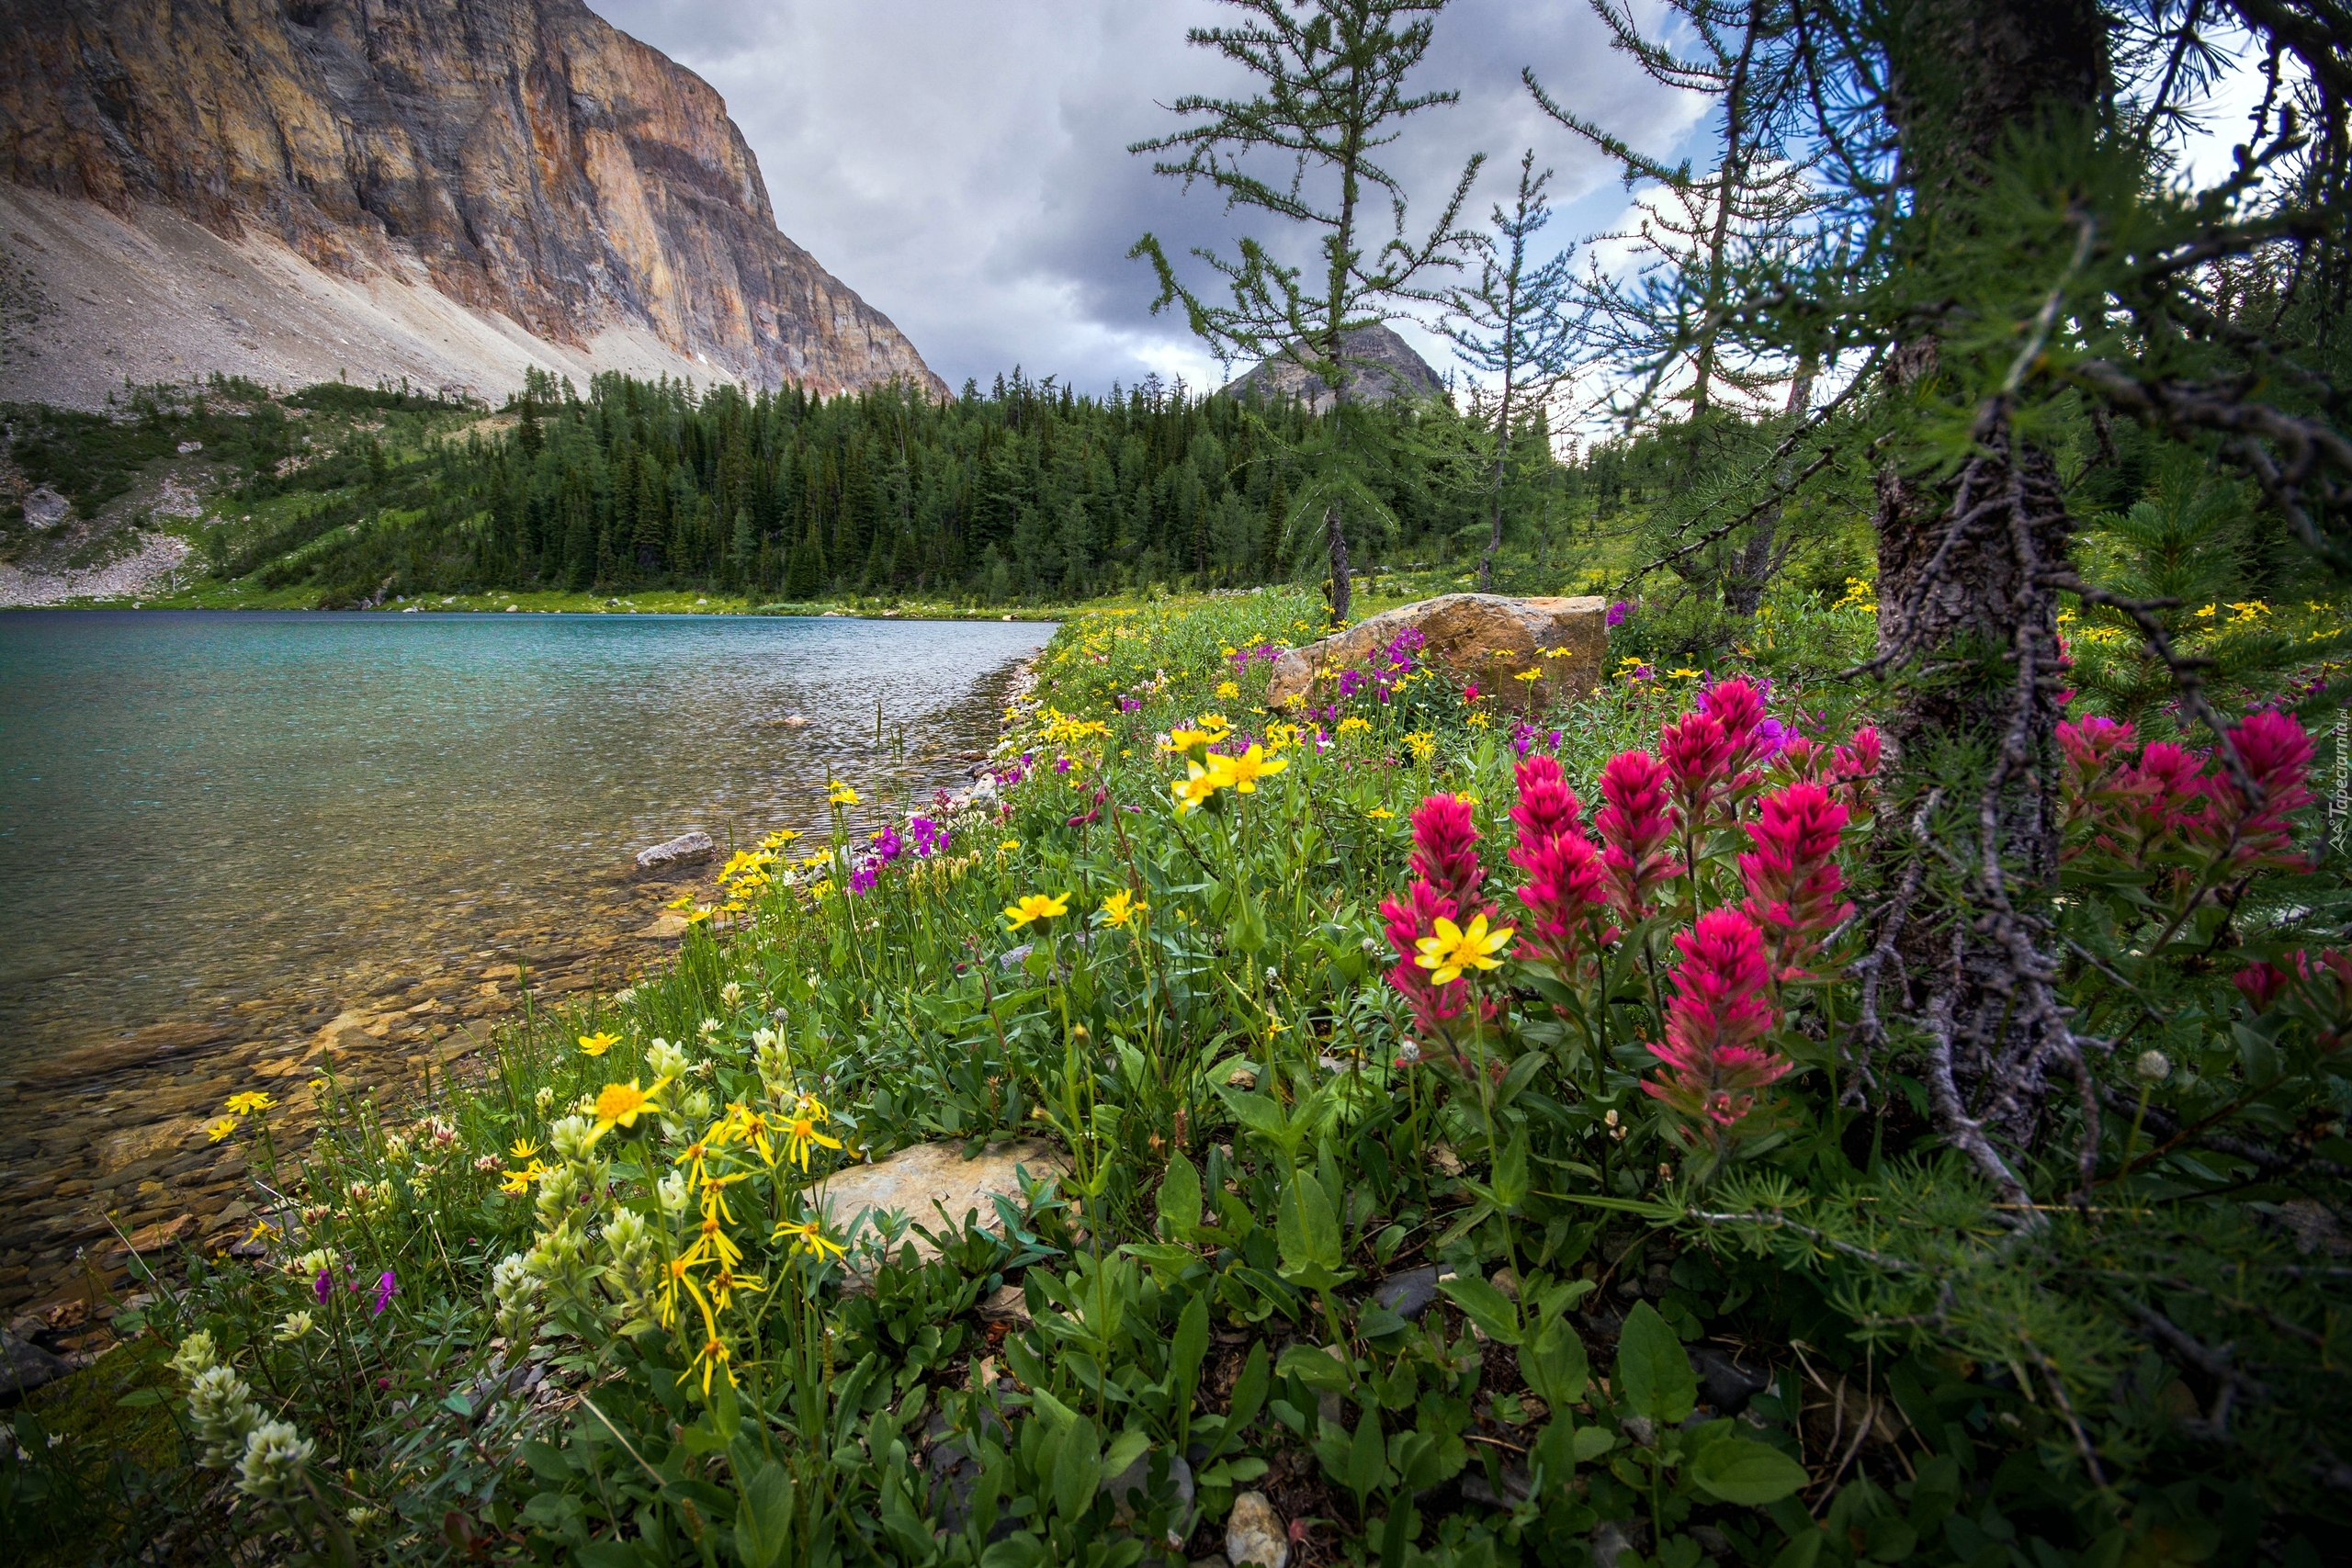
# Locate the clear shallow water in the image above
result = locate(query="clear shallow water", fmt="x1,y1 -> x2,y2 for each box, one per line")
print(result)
0,611 -> 1049,1062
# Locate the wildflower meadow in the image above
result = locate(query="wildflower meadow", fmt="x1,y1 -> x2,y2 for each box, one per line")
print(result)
6,586 -> 2349,1567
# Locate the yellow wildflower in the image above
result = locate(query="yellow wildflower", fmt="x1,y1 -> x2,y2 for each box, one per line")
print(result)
686,1331 -> 733,1396
1100,889 -> 1147,929
509,1137 -> 540,1161
783,1103 -> 842,1171
576,1032 -> 619,1058
1002,892 -> 1071,930
1172,761 -> 1222,815
1414,914 -> 1515,986
827,781 -> 861,806
1366,807 -> 1395,820
774,1215 -> 847,1261
1216,680 -> 1240,700
1668,667 -> 1701,680
582,1077 -> 673,1148
1216,744 -> 1287,793
224,1090 -> 275,1117
1403,731 -> 1436,761
204,1118 -> 237,1144
998,838 -> 1021,852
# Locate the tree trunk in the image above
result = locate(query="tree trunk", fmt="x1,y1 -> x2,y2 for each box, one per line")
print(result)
1325,503 -> 1353,625
1863,0 -> 2109,1197
1721,360 -> 1815,615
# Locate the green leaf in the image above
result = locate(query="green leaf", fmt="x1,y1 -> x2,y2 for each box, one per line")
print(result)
733,1461 -> 795,1568
1494,1050 -> 1550,1111
1489,1131 -> 1530,1212
1276,1171 -> 1342,1285
114,1388 -> 168,1408
1436,1273 -> 1522,1346
1614,1301 -> 1697,1424
1518,1316 -> 1589,1409
1158,1151 -> 1204,1239
1170,1291 -> 1210,1402
573,1545 -> 643,1568
1572,1425 -> 1617,1462
1689,1438 -> 1810,1505
1220,1089 -> 1287,1139
1346,1407 -> 1387,1502
1099,1427 -> 1153,1490
1053,1416 -> 1101,1520
1276,1343 -> 1353,1393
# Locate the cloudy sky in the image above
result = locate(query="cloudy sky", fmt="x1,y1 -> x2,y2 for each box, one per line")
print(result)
583,0 -> 1715,397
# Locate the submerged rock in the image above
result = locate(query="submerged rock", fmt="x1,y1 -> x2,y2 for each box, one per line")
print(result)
633,831 -> 716,875
1265,592 -> 1607,714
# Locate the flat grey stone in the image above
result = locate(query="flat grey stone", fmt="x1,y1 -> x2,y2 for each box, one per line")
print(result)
2,1329 -> 73,1399
633,831 -> 716,874
1374,1265 -> 1442,1320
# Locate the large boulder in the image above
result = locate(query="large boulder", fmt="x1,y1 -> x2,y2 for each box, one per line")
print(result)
1265,593 -> 1608,714
633,831 -> 716,875
812,1138 -> 1067,1261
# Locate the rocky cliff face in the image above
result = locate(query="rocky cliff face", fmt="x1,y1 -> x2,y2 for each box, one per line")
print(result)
0,0 -> 946,404
1220,323 -> 1446,411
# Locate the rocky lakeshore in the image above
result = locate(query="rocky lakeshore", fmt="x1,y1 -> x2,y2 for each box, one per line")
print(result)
0,649 -> 1043,1364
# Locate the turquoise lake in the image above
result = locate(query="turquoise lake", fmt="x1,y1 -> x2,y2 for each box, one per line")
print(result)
0,611 -> 1048,1066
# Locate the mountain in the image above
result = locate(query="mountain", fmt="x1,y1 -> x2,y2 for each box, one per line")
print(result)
1219,323 -> 1446,411
0,0 -> 947,410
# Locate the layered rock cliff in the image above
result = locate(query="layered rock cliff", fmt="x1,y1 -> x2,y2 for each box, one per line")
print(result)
1220,323 -> 1446,411
0,0 -> 946,406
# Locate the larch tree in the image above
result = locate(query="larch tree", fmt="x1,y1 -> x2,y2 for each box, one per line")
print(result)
1129,0 -> 1482,626
1433,150 -> 1584,591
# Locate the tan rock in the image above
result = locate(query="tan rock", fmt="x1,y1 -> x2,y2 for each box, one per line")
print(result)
638,912 -> 692,940
810,1139 -> 1068,1262
304,1010 -> 377,1064
1265,593 -> 1608,715
1226,1491 -> 1289,1568
104,1213 -> 196,1266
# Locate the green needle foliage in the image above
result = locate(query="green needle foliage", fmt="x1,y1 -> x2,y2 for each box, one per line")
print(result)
1129,0 -> 1483,625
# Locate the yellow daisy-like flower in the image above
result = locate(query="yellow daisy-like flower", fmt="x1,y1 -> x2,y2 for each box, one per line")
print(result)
1413,913 -> 1516,987
1171,761 -> 1222,815
205,1118 -> 237,1144
1366,807 -> 1395,820
1099,889 -> 1147,929
1002,892 -> 1070,930
1668,667 -> 1702,680
706,1266 -> 765,1312
224,1090 -> 276,1117
508,1137 -> 540,1161
1216,744 -> 1287,793
582,1076 -> 673,1148
773,1215 -> 847,1261
827,781 -> 861,807
577,1032 -> 618,1058
497,1163 -> 543,1195
782,1107 -> 842,1171
760,829 -> 803,851
1216,680 -> 1240,700
687,1332 -> 734,1396
998,838 -> 1022,852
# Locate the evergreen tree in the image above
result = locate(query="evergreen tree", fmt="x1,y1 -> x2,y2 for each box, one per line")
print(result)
1130,0 -> 1481,624
1434,151 -> 1582,589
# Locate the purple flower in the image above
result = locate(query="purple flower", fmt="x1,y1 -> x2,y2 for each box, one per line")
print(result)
1512,723 -> 1536,758
1337,670 -> 1365,699
870,826 -> 904,863
1053,756 -> 1073,775
1607,601 -> 1630,627
848,863 -> 879,896
1752,716 -> 1792,757
910,816 -> 946,857
1119,697 -> 1142,713
314,1269 -> 333,1305
371,1269 -> 396,1317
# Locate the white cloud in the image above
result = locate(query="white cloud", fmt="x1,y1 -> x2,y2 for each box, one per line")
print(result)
584,0 -> 1704,395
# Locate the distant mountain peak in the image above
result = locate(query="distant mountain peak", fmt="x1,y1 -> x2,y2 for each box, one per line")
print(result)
1219,323 -> 1445,411
0,0 -> 946,409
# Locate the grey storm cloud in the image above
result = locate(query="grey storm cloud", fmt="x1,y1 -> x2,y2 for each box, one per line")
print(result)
583,1 -> 1713,396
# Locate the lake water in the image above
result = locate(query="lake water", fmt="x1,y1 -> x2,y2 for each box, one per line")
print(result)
0,611 -> 1049,1069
